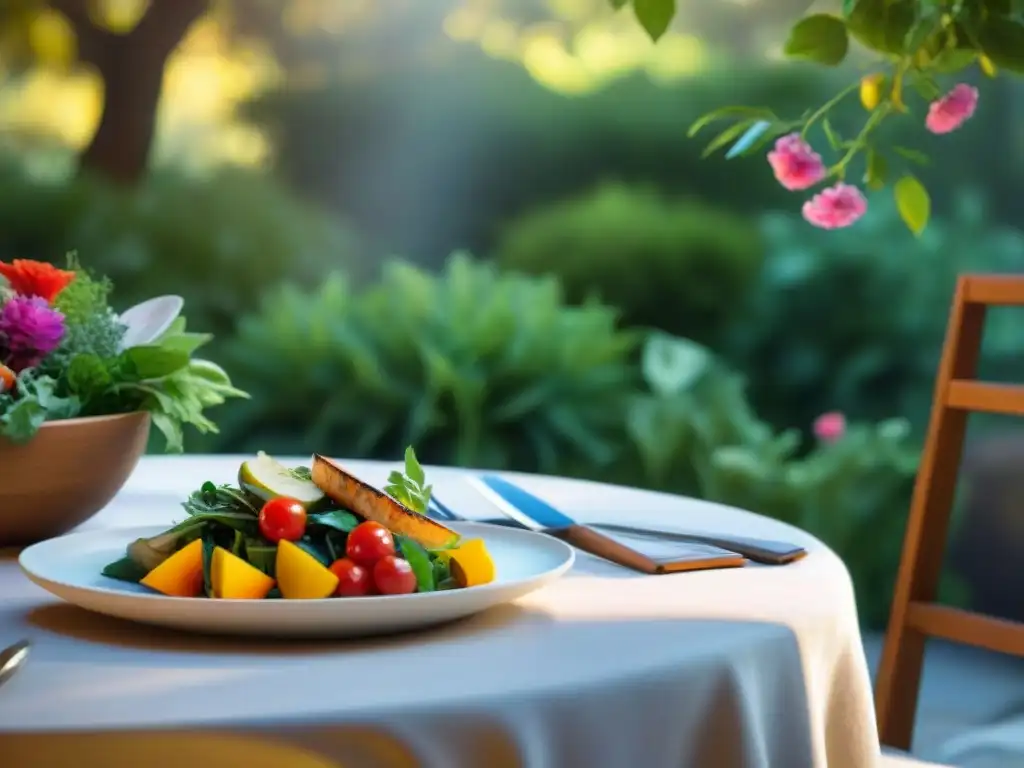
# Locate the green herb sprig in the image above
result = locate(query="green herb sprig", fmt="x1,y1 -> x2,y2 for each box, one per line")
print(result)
384,446 -> 432,515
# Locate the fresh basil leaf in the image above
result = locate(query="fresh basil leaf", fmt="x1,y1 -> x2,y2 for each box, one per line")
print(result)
404,445 -> 426,485
308,509 -> 360,533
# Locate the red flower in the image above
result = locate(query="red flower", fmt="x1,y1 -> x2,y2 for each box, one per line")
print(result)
0,259 -> 76,303
0,363 -> 14,393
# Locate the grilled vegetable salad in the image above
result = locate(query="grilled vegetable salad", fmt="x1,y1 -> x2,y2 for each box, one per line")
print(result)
101,447 -> 497,599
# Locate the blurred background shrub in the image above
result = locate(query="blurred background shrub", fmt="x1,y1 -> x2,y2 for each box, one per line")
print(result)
215,253 -> 637,473
495,184 -> 763,347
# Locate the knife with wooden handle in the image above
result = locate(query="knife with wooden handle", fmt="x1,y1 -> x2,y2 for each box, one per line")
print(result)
466,476 -> 748,574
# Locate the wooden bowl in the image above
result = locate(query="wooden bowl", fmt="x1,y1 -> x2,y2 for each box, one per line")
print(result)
0,412 -> 150,547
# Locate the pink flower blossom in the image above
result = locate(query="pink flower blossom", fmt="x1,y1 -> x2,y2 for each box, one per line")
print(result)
802,183 -> 868,229
813,411 -> 846,443
767,133 -> 827,191
0,295 -> 66,372
925,84 -> 978,135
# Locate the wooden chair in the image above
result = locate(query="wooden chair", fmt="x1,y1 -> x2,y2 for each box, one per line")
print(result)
876,274 -> 1024,751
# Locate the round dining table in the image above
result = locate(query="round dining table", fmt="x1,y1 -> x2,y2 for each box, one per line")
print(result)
0,456 -> 882,768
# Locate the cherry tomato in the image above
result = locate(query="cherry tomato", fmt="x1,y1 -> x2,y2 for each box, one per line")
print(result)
329,558 -> 374,597
346,521 -> 395,567
258,497 -> 307,542
373,555 -> 417,595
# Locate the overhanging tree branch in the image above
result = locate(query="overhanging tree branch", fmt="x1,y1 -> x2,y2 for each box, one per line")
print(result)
132,0 -> 211,60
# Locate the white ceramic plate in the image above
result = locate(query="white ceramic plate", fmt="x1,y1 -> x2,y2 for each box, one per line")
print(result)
19,522 -> 574,638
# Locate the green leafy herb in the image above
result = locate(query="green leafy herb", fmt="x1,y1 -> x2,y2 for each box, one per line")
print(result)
431,556 -> 452,585
0,373 -> 81,444
289,466 -> 313,481
182,482 -> 260,518
101,556 -> 149,583
307,509 -> 360,533
384,445 -> 432,514
44,253 -> 126,367
245,538 -> 277,577
297,537 -> 332,566
201,529 -> 217,597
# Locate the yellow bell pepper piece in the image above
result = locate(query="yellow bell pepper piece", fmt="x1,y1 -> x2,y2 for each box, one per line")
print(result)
446,539 -> 496,587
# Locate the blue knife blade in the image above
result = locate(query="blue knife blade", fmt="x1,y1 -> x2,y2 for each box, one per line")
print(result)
470,475 -> 575,530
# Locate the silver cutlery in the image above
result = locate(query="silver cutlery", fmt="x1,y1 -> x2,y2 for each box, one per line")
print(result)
0,639 -> 30,690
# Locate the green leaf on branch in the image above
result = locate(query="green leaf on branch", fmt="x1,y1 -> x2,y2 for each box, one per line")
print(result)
633,0 -> 676,41
822,118 -> 842,150
977,19 -> 1024,73
609,0 -> 630,8
930,47 -> 978,73
783,14 -> 849,65
894,175 -> 930,236
845,0 -> 916,54
687,106 -> 777,138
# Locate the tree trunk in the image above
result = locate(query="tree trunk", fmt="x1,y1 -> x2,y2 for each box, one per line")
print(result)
77,40 -> 169,185
52,0 -> 210,186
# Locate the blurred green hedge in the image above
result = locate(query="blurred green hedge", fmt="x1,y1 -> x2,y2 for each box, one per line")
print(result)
214,252 -> 638,471
0,159 -> 363,339
496,183 -> 763,347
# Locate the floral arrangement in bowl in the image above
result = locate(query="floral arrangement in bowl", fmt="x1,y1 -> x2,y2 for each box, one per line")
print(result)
0,255 -> 247,451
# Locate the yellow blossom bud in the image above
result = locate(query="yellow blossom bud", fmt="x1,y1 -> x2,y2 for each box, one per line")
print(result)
980,55 -> 997,77
860,74 -> 884,111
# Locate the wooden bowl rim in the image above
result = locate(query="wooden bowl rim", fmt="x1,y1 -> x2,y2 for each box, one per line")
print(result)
35,411 -> 150,431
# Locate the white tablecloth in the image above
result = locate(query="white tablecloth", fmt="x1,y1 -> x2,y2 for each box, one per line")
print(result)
0,457 -> 881,768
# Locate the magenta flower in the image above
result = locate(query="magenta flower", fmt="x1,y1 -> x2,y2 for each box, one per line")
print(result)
802,183 -> 867,230
0,295 -> 66,371
813,411 -> 846,443
925,84 -> 978,135
767,133 -> 827,191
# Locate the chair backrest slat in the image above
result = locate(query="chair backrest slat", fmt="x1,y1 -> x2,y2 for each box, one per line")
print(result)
875,273 -> 1024,750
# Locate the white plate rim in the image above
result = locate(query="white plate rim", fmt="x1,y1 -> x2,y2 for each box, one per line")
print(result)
19,521 -> 575,607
